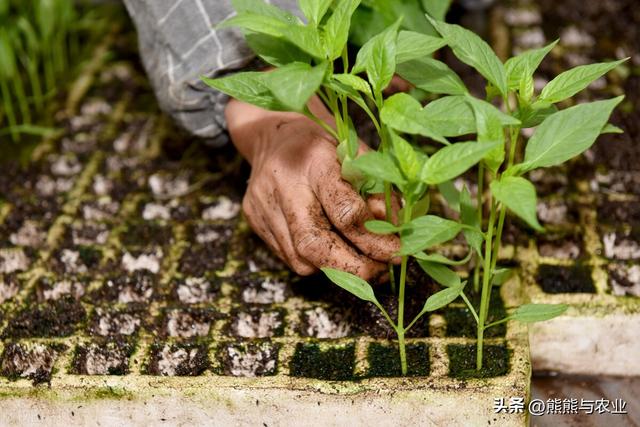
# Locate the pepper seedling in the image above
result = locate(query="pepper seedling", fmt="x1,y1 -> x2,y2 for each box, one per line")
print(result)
204,1 -> 626,375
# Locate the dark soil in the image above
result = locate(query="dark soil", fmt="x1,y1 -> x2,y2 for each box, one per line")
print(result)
64,221 -> 111,247
71,338 -> 134,375
537,264 -> 596,294
289,342 -> 355,381
447,344 -> 510,379
528,168 -> 571,198
217,341 -> 280,377
350,261 -> 438,339
2,297 -> 86,338
146,342 -> 209,376
90,271 -> 156,304
367,342 -> 430,377
235,233 -> 288,273
597,200 -> 640,227
178,242 -> 227,276
120,222 -> 172,249
445,307 -> 506,339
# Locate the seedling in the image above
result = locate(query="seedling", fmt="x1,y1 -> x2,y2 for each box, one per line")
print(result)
204,0 -> 624,374
0,0 -> 104,143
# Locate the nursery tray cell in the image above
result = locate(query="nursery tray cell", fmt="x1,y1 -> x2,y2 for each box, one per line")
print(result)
86,306 -> 144,337
228,307 -> 285,338
217,341 -> 280,377
289,342 -> 356,381
447,344 -> 510,379
2,297 -> 86,338
146,342 -> 209,377
71,338 -> 134,375
536,264 -> 596,293
0,342 -> 65,385
366,342 -> 430,377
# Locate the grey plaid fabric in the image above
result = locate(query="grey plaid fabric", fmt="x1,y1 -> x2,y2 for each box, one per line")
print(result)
123,0 -> 299,146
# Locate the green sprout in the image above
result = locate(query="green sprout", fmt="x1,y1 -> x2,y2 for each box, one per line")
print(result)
204,0 -> 625,375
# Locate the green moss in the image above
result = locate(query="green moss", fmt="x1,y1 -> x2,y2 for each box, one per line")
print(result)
367,342 -> 430,377
447,344 -> 510,379
289,343 -> 355,381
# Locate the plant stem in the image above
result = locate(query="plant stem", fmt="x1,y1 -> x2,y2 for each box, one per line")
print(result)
0,79 -> 19,142
473,164 -> 484,294
476,198 -> 497,371
397,203 -> 413,376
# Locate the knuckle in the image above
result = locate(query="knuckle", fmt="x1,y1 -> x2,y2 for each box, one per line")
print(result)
294,231 -> 321,258
334,197 -> 367,229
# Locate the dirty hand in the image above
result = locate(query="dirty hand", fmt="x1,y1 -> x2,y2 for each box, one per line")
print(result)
226,97 -> 400,281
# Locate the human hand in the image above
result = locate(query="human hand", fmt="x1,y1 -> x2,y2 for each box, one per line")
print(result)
226,97 -> 400,281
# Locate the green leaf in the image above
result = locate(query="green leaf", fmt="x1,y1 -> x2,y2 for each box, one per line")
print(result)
279,24 -> 326,59
397,58 -> 468,95
423,96 -> 518,138
381,93 -> 448,144
299,0 -> 333,26
504,40 -> 558,89
323,0 -> 361,59
514,103 -> 558,128
396,30 -> 446,63
437,180 -> 460,212
245,33 -> 311,66
492,267 -> 515,286
465,96 -> 518,172
460,186 -> 483,257
490,176 -> 543,231
421,281 -> 465,312
218,13 -> 289,37
352,151 -> 407,186
390,131 -> 421,180
601,123 -> 624,134
202,72 -> 285,111
365,220 -> 400,234
353,18 -> 402,93
540,59 -> 628,103
220,11 -> 325,58
232,0 -> 299,22
333,73 -> 373,99
321,268 -> 380,303
413,251 -> 472,265
422,0 -> 452,21
399,215 -> 462,255
421,140 -> 502,185
266,62 -> 328,111
425,15 -> 507,96
519,96 -> 624,172
417,260 -> 461,287
422,96 -> 477,136
510,303 -> 568,323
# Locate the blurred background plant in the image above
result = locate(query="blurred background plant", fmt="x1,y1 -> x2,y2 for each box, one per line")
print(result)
0,0 -> 111,147
350,0 -> 453,46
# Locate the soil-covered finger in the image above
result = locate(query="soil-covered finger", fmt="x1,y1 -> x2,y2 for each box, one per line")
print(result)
312,164 -> 400,262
